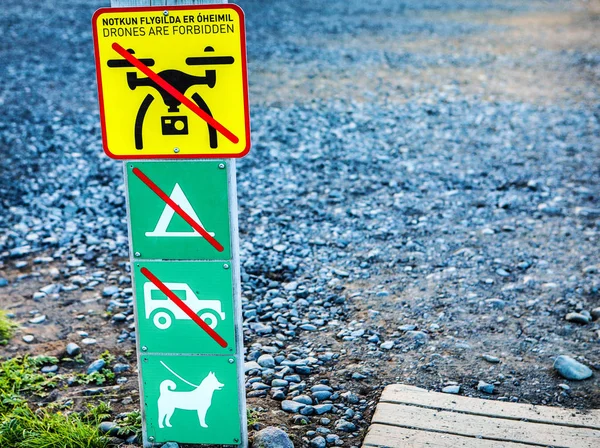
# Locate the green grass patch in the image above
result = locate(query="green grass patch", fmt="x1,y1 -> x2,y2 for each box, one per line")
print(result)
0,310 -> 18,345
0,405 -> 109,448
0,356 -> 110,447
116,410 -> 141,440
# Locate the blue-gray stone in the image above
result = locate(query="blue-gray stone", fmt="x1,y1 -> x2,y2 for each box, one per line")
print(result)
310,436 -> 326,448
0,278 -> 8,287
335,419 -> 356,432
406,330 -> 429,343
258,354 -> 276,368
250,323 -> 273,335
83,388 -> 104,396
553,356 -> 593,380
271,390 -> 286,400
66,343 -> 81,356
293,395 -> 313,405
113,363 -> 130,373
313,404 -> 333,415
482,354 -> 500,364
102,286 -> 119,297
281,400 -> 305,413
293,415 -> 309,425
87,359 -> 106,374
41,365 -> 58,373
313,391 -> 332,401
565,312 -> 591,325
442,385 -> 460,394
299,405 -> 315,416
161,443 -> 179,448
99,421 -> 119,436
477,381 -> 494,394
112,313 -> 127,322
252,427 -> 294,448
296,365 -> 312,374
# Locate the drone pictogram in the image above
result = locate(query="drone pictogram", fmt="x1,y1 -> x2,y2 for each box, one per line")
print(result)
107,47 -> 234,150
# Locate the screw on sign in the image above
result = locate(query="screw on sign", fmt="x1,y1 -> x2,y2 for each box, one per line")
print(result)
92,1 -> 249,446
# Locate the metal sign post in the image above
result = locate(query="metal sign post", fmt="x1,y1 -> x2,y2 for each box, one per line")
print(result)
93,1 -> 248,446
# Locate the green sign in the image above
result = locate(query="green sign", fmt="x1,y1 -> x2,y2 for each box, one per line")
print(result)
126,161 -> 231,260
141,354 -> 242,445
133,261 -> 236,355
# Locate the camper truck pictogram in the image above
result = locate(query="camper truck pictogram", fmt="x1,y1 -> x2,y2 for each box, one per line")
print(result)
144,282 -> 226,330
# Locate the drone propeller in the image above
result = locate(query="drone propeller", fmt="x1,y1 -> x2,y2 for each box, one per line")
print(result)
107,48 -> 155,68
186,46 -> 234,66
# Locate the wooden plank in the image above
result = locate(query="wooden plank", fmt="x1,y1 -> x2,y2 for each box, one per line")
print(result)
363,424 -> 539,448
371,402 -> 600,448
381,384 -> 600,430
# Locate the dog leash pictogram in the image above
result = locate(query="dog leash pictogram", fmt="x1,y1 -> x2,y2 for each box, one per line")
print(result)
160,360 -> 199,388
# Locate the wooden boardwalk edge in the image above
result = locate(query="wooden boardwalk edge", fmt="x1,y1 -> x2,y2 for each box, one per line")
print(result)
362,385 -> 600,448
380,384 -> 600,430
363,424 -> 542,448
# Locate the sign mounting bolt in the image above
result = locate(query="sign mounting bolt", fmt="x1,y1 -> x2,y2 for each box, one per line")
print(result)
141,346 -> 148,351
223,263 -> 230,270
218,163 -> 225,169
149,436 -> 155,442
228,358 -> 235,364
134,252 -> 141,257
173,147 -> 180,153
162,10 -> 168,16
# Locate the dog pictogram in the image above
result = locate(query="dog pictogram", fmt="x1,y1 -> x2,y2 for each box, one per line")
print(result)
157,361 -> 224,429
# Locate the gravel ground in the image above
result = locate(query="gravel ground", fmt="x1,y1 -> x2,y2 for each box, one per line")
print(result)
1,0 -> 599,447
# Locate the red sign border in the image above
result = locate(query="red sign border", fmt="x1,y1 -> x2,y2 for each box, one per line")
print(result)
92,4 -> 251,160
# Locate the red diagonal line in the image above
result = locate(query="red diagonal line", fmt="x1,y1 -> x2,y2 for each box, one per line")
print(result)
141,267 -> 228,348
111,42 -> 239,145
132,167 -> 224,252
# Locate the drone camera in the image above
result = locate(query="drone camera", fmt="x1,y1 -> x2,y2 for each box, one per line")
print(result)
161,115 -> 189,135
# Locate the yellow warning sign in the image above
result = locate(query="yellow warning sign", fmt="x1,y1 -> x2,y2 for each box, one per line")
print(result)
92,5 -> 250,159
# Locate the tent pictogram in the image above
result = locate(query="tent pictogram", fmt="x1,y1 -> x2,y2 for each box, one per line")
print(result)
146,183 -> 215,238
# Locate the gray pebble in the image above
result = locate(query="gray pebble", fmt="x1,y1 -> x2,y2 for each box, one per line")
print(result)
293,395 -> 313,405
102,285 -> 119,297
66,342 -> 81,356
113,363 -> 130,373
553,355 -> 593,381
281,400 -> 305,413
98,421 -> 119,436
87,359 -> 106,374
310,436 -> 326,448
482,354 -> 500,364
257,354 -> 276,368
334,419 -> 356,432
252,427 -> 293,448
29,315 -> 46,324
442,385 -> 460,394
380,341 -> 394,350
314,404 -> 333,415
565,312 -> 591,325
477,380 -> 494,394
